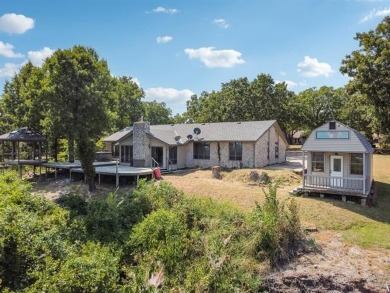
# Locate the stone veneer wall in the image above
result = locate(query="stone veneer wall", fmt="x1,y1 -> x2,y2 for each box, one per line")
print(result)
254,125 -> 287,167
133,121 -> 150,167
184,141 -> 255,168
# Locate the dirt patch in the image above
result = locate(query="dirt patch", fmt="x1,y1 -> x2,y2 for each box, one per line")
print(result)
261,231 -> 390,292
31,177 -> 134,201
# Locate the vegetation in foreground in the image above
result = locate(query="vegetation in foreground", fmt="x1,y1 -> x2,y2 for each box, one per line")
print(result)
164,154 -> 390,249
0,171 -> 303,292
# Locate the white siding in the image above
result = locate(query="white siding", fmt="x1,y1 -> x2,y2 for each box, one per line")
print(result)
302,122 -> 368,152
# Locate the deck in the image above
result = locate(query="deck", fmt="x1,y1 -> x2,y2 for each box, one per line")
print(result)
301,174 -> 371,197
70,165 -> 154,187
42,160 -> 117,179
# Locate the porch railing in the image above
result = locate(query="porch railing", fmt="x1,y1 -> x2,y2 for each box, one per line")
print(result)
303,174 -> 365,194
151,157 -> 159,168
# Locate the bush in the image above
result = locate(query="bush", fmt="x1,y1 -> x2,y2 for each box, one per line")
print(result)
127,209 -> 188,274
30,242 -> 120,292
249,183 -> 303,265
0,173 -> 70,291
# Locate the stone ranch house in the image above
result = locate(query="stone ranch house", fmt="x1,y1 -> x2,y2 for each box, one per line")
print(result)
103,120 -> 288,170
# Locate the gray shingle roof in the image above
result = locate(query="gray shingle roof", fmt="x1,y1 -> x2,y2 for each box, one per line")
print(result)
103,120 -> 287,145
103,127 -> 133,142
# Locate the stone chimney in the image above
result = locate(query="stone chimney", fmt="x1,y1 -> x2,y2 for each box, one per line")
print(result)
133,119 -> 150,167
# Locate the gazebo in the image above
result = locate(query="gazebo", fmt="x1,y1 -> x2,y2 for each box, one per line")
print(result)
0,127 -> 47,177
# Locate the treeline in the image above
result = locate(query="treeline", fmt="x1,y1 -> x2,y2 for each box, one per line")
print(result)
0,172 -> 302,292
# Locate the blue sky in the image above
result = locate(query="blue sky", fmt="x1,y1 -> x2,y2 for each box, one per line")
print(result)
1,0 -> 389,115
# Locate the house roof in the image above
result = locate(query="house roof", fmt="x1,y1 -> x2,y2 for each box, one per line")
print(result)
103,120 -> 288,145
0,128 -> 46,142
103,127 -> 133,142
301,121 -> 374,153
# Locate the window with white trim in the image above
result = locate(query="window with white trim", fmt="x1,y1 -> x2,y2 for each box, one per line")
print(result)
312,152 -> 324,172
350,153 -> 363,175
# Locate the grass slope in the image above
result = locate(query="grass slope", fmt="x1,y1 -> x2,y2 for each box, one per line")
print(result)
165,155 -> 390,249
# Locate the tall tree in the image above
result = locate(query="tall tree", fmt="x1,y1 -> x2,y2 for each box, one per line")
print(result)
295,86 -> 347,131
143,101 -> 173,125
0,62 -> 45,133
340,16 -> 390,134
111,76 -> 144,130
43,46 -> 112,191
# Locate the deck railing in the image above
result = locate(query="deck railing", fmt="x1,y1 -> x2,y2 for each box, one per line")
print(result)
303,174 -> 365,194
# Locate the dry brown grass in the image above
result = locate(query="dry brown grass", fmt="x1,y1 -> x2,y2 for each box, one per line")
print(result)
164,155 -> 390,245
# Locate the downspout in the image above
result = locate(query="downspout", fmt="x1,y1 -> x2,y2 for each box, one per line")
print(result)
253,141 -> 256,168
267,130 -> 270,165
363,152 -> 366,195
217,143 -> 221,164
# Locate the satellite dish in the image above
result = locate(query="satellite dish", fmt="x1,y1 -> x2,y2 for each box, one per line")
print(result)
174,135 -> 181,142
194,127 -> 201,135
187,134 -> 193,140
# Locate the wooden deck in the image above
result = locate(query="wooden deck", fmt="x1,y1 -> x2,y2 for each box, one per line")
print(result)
301,174 -> 370,197
70,165 -> 154,187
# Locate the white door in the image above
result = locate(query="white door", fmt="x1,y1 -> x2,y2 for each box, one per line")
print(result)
330,155 -> 343,187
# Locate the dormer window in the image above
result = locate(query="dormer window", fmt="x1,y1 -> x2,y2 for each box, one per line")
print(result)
329,121 -> 336,130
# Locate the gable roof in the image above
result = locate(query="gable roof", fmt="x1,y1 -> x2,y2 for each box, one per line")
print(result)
103,120 -> 288,145
301,121 -> 374,153
103,127 -> 133,142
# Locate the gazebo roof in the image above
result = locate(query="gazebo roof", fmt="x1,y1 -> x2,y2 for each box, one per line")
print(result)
0,128 -> 46,142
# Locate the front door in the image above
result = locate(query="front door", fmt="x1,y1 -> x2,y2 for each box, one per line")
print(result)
330,155 -> 343,187
151,147 -> 164,167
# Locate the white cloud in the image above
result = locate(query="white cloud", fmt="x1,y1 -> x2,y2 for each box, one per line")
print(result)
284,80 -> 298,88
145,87 -> 194,104
132,77 -> 140,87
276,80 -> 307,90
0,13 -> 35,34
156,36 -> 173,44
297,56 -> 333,77
27,47 -> 54,67
184,47 -> 245,68
360,7 -> 390,22
213,18 -> 229,29
280,71 -> 287,76
0,62 -> 22,77
0,41 -> 24,58
152,7 -> 178,14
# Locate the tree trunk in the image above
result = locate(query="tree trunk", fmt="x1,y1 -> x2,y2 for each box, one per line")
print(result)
68,135 -> 75,163
53,139 -> 58,162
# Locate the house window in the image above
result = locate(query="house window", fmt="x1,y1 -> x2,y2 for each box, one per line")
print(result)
229,142 -> 242,161
312,152 -> 324,172
169,146 -> 177,164
350,153 -> 363,175
329,121 -> 336,129
275,142 -> 279,159
193,142 -> 210,160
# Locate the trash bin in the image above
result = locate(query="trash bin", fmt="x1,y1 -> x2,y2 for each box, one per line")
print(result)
153,167 -> 161,179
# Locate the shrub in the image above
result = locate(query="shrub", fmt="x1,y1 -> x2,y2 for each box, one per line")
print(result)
56,192 -> 88,218
249,183 -> 303,265
127,209 -> 188,274
30,242 -> 120,292
0,173 -> 70,291
132,179 -> 184,211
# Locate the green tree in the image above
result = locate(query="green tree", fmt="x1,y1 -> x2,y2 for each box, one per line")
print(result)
143,100 -> 173,125
43,46 -> 112,190
0,62 -> 45,133
295,86 -> 347,131
340,16 -> 390,134
111,76 -> 144,130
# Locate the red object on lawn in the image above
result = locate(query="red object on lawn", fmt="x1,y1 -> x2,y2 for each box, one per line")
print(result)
153,167 -> 161,179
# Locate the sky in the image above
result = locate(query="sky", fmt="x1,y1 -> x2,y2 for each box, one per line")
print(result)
0,0 -> 390,115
